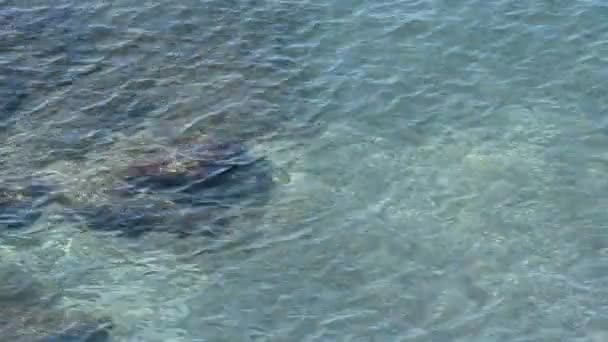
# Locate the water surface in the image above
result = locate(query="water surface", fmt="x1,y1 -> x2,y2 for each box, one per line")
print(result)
2,0 -> 608,340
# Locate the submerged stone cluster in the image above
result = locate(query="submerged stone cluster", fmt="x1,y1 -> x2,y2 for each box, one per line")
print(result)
1,135 -> 276,238
73,136 -> 276,238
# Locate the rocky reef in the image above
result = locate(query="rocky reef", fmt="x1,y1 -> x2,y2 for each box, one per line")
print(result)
67,135 -> 276,238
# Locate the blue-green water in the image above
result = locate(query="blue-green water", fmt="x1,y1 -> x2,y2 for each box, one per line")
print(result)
2,0 -> 608,340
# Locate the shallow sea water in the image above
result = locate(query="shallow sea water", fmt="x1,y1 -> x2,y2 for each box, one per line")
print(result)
2,0 -> 608,340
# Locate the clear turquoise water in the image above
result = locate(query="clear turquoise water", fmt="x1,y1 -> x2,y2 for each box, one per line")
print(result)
2,0 -> 608,340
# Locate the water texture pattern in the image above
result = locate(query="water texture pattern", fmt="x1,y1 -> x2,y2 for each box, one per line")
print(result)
1,0 -> 608,340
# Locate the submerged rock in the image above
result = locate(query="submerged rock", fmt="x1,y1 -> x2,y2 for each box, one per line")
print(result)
73,136 -> 276,238
0,264 -> 113,342
117,138 -> 267,195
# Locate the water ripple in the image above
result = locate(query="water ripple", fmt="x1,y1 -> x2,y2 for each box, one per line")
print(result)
3,0 -> 608,340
